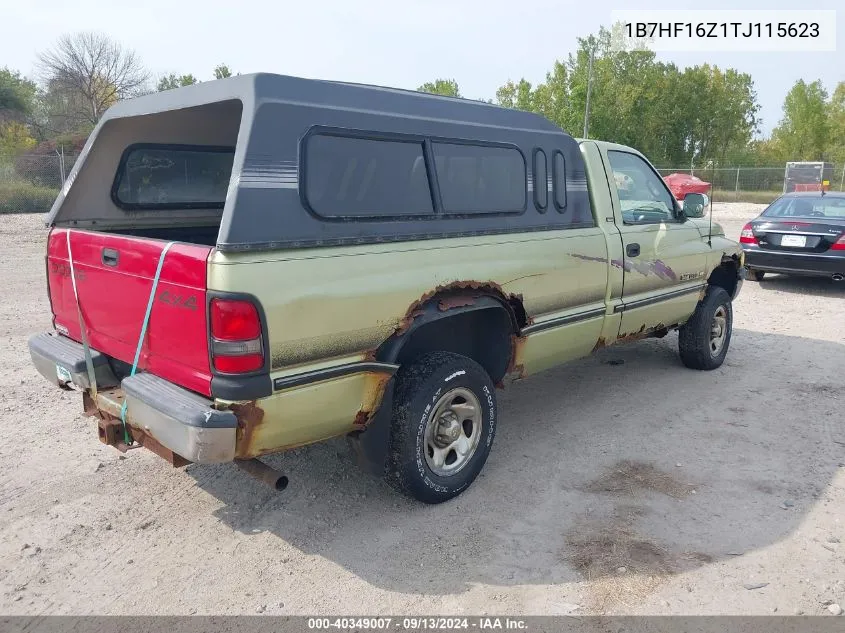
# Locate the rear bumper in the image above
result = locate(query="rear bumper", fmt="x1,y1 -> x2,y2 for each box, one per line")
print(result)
28,332 -> 237,464
742,247 -> 845,277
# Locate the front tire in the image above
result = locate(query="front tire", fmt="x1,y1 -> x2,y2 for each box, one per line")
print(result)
386,352 -> 496,504
678,286 -> 733,370
750,269 -> 765,282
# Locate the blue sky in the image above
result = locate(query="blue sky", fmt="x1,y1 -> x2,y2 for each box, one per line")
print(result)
2,0 -> 842,138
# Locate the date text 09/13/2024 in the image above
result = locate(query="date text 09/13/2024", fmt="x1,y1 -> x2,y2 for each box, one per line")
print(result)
307,617 -> 528,630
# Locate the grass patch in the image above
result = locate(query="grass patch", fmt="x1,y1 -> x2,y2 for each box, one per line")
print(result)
711,188 -> 783,204
564,505 -> 714,611
0,181 -> 59,214
583,460 -> 695,499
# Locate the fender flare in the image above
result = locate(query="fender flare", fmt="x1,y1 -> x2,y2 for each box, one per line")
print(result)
376,293 -> 521,364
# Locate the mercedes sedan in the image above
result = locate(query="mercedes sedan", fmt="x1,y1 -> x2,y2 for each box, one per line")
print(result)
741,192 -> 845,282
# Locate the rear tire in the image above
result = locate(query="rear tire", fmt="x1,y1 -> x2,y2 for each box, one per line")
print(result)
678,286 -> 733,370
750,269 -> 765,282
386,352 -> 496,504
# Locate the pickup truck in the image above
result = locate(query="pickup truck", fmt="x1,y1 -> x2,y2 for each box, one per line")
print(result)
29,73 -> 745,503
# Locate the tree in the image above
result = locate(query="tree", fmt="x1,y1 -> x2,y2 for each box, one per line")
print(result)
827,82 -> 845,163
417,79 -> 461,98
771,80 -> 829,161
36,32 -> 150,129
491,26 -> 759,168
213,64 -> 233,80
157,73 -> 198,91
495,79 -> 534,111
0,68 -> 38,121
0,121 -> 37,154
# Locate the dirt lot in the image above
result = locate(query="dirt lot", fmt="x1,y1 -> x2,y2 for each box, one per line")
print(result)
1,204 -> 843,616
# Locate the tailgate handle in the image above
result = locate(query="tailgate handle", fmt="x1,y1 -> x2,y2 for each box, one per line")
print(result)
101,248 -> 119,267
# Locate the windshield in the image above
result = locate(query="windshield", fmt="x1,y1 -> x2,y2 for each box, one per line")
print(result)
762,196 -> 845,219
112,144 -> 235,210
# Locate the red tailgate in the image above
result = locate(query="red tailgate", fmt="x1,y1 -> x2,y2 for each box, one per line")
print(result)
47,229 -> 213,396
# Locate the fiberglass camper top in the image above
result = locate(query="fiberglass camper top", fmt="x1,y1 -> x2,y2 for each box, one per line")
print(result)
47,73 -> 593,252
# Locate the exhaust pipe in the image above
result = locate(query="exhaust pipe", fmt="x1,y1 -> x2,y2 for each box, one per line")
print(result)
235,458 -> 289,491
832,274 -> 844,282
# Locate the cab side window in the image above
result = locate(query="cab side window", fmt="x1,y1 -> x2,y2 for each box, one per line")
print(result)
607,151 -> 676,224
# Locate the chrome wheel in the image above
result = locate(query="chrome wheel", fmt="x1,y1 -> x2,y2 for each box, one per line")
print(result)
424,387 -> 482,477
709,305 -> 728,357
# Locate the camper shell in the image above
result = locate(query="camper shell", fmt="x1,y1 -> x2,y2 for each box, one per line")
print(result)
48,73 -> 593,250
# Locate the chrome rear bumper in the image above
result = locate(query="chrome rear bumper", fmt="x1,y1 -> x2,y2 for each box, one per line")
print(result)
28,332 -> 237,464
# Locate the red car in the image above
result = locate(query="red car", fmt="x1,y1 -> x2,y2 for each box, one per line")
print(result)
663,173 -> 711,201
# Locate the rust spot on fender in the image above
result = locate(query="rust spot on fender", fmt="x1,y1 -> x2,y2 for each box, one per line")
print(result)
394,280 -> 526,337
504,333 -> 527,382
438,295 -> 478,311
352,371 -> 393,430
229,401 -> 266,457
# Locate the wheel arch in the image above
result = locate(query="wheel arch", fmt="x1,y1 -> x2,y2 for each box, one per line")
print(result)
708,253 -> 743,300
376,285 -> 527,384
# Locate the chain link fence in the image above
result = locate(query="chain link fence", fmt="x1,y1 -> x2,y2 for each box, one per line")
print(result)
3,150 -> 845,213
657,165 -> 845,204
0,151 -> 80,214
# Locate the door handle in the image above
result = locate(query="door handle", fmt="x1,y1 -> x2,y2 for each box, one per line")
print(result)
626,243 -> 640,257
102,248 -> 119,267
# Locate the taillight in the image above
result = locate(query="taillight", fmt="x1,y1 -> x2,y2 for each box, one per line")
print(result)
740,223 -> 757,244
210,298 -> 264,373
832,234 -> 845,251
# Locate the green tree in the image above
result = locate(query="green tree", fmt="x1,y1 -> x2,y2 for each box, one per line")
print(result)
417,79 -> 461,98
157,73 -> 198,91
0,121 -> 37,154
771,80 -> 829,161
495,78 -> 533,111
0,68 -> 38,120
492,26 -> 759,168
827,81 -> 845,163
213,64 -> 233,80
671,64 -> 759,166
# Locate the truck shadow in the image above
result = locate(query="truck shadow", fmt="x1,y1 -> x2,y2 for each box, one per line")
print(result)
756,274 -> 845,297
191,328 -> 844,596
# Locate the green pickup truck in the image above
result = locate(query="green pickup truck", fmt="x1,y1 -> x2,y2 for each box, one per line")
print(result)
29,74 -> 745,503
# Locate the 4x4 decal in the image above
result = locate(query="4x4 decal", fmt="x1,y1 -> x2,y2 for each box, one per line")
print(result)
157,290 -> 198,310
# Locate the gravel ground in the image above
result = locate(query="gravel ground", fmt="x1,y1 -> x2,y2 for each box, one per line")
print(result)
0,204 -> 843,616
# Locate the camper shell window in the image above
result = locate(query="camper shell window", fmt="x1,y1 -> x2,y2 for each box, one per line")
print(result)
432,142 -> 526,215
111,144 -> 235,210
303,132 -> 434,219
552,151 -> 567,212
533,148 -> 548,212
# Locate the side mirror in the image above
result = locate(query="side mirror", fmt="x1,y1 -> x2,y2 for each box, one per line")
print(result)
683,193 -> 709,218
